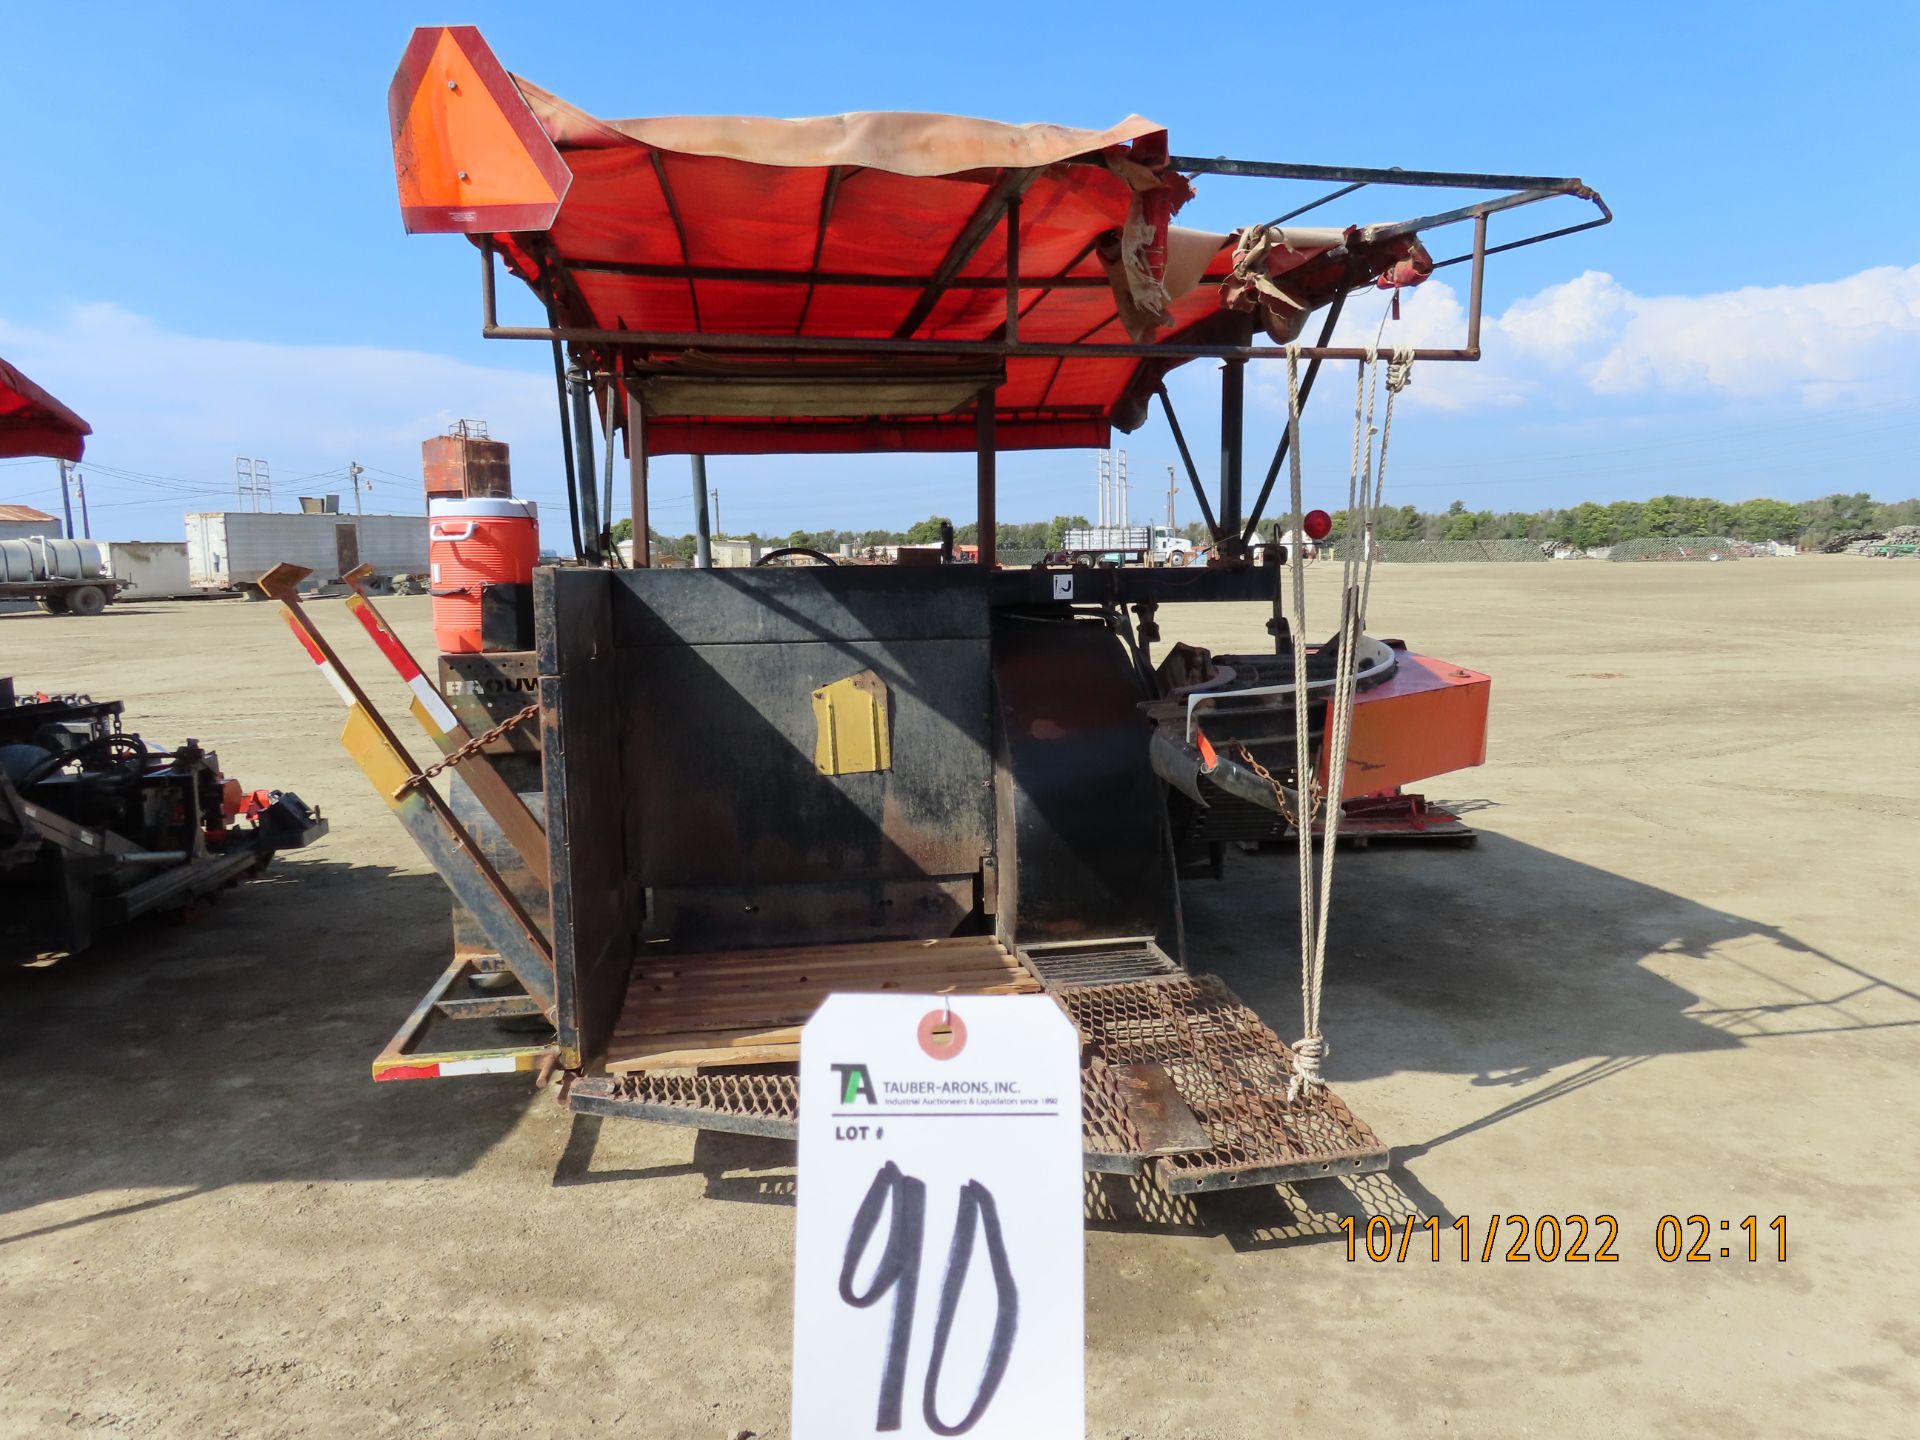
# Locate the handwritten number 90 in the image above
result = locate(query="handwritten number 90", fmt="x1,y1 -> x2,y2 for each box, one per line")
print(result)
838,1161 -> 1019,1434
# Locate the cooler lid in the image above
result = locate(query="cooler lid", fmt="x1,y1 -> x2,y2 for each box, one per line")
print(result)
428,497 -> 537,521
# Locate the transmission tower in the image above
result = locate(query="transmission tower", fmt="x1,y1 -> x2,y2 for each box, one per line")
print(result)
235,457 -> 272,512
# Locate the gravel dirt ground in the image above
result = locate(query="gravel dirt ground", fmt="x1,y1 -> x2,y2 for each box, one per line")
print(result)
2,556 -> 1916,1438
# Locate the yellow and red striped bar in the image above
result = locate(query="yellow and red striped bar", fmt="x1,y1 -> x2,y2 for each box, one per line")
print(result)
343,591 -> 460,734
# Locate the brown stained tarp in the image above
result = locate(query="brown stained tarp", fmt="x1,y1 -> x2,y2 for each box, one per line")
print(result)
0,358 -> 90,462
515,78 -> 1167,176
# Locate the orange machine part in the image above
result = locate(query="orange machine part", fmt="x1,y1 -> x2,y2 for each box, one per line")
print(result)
1325,651 -> 1490,801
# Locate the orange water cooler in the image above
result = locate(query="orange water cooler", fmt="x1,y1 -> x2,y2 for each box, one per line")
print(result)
428,498 -> 538,653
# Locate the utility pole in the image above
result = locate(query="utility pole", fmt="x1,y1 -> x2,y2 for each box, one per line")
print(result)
76,470 -> 91,538
1166,465 -> 1177,530
348,461 -> 366,514
1118,448 -> 1130,528
1097,449 -> 1111,528
57,459 -> 75,537
710,488 -> 721,535
691,457 -> 713,568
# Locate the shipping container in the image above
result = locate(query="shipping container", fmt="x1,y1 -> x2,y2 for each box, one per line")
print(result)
105,540 -> 194,599
185,512 -> 428,591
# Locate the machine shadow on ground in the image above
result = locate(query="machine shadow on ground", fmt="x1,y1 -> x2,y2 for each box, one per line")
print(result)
7,822 -> 1895,1255
549,819 -> 1889,1250
0,852 -> 531,1239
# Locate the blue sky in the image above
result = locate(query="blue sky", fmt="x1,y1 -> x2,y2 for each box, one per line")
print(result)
2,2 -> 1915,541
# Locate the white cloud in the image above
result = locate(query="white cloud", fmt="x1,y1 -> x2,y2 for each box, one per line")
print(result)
1263,262 -> 1920,416
0,304 -> 560,536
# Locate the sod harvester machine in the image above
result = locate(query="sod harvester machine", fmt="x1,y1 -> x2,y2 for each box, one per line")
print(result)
0,368 -> 327,961
276,26 -> 1606,1192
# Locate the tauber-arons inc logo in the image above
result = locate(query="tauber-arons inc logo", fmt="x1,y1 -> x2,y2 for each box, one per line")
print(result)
831,1063 -> 877,1104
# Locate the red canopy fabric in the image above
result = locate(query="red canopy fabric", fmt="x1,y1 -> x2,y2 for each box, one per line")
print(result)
0,358 -> 90,462
391,26 -> 1429,456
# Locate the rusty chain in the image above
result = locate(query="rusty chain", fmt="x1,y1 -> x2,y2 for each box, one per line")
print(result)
391,702 -> 540,800
1223,739 -> 1318,830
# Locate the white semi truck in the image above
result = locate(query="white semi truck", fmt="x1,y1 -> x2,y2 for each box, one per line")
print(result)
1054,524 -> 1193,567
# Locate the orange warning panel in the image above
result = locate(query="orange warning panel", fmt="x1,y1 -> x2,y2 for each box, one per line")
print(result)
1327,651 -> 1489,800
388,26 -> 571,234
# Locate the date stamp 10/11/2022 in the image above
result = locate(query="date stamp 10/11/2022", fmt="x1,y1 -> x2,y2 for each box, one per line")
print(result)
1342,1214 -> 1789,1265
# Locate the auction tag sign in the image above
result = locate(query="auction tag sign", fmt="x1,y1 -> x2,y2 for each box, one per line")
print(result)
792,994 -> 1084,1439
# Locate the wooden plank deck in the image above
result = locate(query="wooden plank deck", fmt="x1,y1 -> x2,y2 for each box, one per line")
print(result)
604,935 -> 1041,1072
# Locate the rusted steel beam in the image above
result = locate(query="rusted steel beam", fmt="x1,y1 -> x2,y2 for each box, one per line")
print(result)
568,259 -> 1111,290
1003,196 -> 1021,344
893,166 -> 1039,339
794,164 -> 844,334
1167,157 -> 1588,192
340,567 -> 551,887
648,150 -> 703,330
1356,185 -> 1570,246
434,993 -> 546,1020
261,564 -> 555,1013
372,952 -> 555,1082
484,322 -> 1483,363
976,391 -> 996,568
626,382 -> 648,565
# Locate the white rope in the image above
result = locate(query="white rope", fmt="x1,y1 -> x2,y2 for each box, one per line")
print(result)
1281,347 -> 1318,1098
1281,344 -> 1413,1102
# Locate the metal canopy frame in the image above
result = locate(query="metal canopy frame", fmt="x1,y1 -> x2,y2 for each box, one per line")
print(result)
480,157 -> 1608,571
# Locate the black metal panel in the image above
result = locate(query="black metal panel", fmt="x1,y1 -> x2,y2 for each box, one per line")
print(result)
649,877 -> 976,951
537,567 -> 637,1068
536,564 -> 613,677
609,565 -> 990,648
989,566 -> 1276,608
479,582 -> 534,652
622,630 -> 993,948
991,616 -> 1163,941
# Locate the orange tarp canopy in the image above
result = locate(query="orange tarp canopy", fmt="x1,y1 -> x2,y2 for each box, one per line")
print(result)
390,26 -> 1424,456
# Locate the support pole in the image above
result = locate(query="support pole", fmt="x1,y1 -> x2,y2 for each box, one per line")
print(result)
626,384 -> 649,566
1003,197 -> 1021,343
1156,385 -> 1219,540
691,455 -> 713,569
1467,213 -> 1488,356
600,386 -> 617,562
57,459 -> 74,537
566,364 -> 602,565
1219,359 -> 1247,538
975,390 -> 997,569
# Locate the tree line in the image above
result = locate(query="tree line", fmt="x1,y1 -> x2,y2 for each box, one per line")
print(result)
1326,492 -> 1917,549
618,491 -> 1918,561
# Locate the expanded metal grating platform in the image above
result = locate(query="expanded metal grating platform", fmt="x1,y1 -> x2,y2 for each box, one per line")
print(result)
1054,974 -> 1388,1193
568,1066 -> 801,1138
568,943 -> 1388,1195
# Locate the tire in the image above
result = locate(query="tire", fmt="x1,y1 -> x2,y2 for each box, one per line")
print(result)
1070,551 -> 1094,567
1164,550 -> 1189,568
66,585 -> 108,617
37,593 -> 71,614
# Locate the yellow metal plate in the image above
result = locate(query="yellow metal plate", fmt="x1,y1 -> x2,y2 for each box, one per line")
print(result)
340,705 -> 417,804
811,669 -> 891,776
